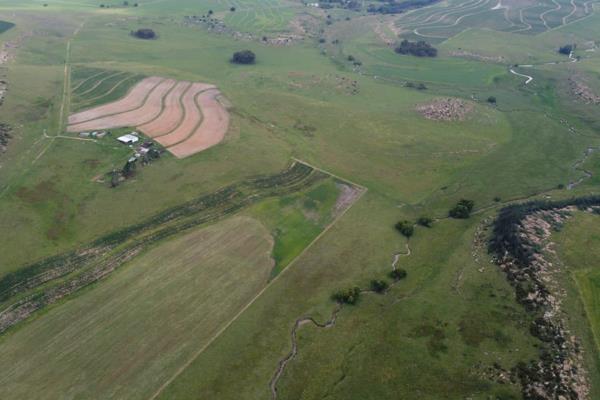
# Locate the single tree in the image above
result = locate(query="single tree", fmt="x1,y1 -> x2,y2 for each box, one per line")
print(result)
370,279 -> 389,293
449,199 -> 474,219
231,50 -> 256,64
389,268 -> 407,281
131,28 -> 156,39
395,220 -> 414,238
487,96 -> 497,104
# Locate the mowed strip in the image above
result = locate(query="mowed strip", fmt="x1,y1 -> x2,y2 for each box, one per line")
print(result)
167,89 -> 230,158
67,76 -> 163,126
138,81 -> 192,137
67,79 -> 177,132
153,83 -> 216,146
0,216 -> 274,400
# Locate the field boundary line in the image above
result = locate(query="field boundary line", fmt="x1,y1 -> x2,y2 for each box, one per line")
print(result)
291,158 -> 367,190
147,161 -> 367,400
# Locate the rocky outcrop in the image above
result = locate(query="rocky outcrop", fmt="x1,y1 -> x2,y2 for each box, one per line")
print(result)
489,198 -> 600,399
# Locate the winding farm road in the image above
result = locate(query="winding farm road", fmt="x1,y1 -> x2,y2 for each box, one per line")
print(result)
509,68 -> 534,84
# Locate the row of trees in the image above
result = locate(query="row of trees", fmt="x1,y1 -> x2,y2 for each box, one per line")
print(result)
394,39 -> 437,57
332,268 -> 408,305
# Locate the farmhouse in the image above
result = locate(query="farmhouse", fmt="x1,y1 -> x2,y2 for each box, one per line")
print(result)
117,133 -> 139,144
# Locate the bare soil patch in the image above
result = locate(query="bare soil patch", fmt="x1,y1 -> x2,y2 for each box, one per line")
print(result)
416,97 -> 474,121
152,82 -> 215,145
138,81 -> 191,136
167,89 -> 230,158
67,79 -> 176,132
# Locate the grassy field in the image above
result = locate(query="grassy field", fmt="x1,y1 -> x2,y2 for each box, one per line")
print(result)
555,212 -> 600,354
551,211 -> 600,395
70,66 -> 145,111
0,0 -> 600,398
0,216 -> 276,399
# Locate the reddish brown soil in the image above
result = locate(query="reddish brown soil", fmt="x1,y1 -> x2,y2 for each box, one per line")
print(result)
66,76 -> 229,158
67,79 -> 176,132
67,76 -> 163,126
138,81 -> 191,137
153,83 -> 214,147
167,90 -> 229,158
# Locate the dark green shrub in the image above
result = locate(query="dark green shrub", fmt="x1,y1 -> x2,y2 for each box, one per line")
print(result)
370,279 -> 389,293
332,286 -> 361,304
417,216 -> 433,227
231,50 -> 256,65
449,199 -> 474,219
389,268 -> 407,281
395,220 -> 414,238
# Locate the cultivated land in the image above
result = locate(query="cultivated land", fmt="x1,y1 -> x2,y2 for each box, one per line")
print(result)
0,216 -> 276,400
0,0 -> 599,399
67,75 -> 230,157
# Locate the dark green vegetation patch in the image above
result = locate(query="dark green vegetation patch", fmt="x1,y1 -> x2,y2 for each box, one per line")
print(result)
0,20 -> 14,34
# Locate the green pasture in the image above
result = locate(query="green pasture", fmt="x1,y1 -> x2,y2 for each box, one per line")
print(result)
70,66 -> 145,111
554,212 -> 600,394
0,216 -> 275,400
0,0 -> 600,399
223,0 -> 299,34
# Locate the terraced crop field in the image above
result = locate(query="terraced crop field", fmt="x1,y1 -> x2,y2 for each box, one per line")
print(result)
70,67 -> 145,112
223,0 -> 300,34
68,75 -> 229,158
393,0 -> 596,41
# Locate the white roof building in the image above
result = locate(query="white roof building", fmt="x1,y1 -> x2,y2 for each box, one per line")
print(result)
117,134 -> 139,144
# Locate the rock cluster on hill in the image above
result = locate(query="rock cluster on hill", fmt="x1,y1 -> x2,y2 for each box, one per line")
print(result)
416,97 -> 473,121
491,207 -> 593,400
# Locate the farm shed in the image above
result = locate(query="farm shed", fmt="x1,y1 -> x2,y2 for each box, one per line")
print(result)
117,134 -> 139,144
